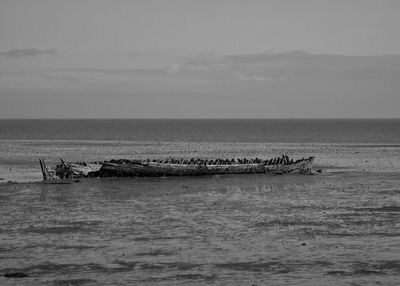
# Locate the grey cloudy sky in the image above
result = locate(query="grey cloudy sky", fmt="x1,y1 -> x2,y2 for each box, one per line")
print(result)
0,0 -> 400,118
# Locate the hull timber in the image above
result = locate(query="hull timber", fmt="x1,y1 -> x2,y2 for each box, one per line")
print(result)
99,157 -> 314,177
41,156 -> 315,181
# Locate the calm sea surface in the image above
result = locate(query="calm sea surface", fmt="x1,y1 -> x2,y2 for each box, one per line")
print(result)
1,119 -> 400,143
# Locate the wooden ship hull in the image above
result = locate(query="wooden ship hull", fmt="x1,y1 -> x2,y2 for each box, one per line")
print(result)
39,155 -> 315,181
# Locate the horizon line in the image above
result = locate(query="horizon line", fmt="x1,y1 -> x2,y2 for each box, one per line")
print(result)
1,117 -> 399,120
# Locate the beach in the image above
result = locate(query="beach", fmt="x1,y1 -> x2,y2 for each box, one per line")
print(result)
1,119 -> 400,285
1,140 -> 400,285
2,0 -> 400,284
1,140 -> 400,182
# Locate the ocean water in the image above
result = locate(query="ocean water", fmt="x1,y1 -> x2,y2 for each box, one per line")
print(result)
1,119 -> 400,143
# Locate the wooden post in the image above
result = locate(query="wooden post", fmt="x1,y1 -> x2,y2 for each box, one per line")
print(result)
39,158 -> 50,181
60,159 -> 71,179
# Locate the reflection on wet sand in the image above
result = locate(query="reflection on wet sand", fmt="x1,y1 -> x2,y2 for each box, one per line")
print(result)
225,181 -> 305,193
39,188 -> 48,202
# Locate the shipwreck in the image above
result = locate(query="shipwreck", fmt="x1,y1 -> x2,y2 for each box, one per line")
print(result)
39,155 -> 315,181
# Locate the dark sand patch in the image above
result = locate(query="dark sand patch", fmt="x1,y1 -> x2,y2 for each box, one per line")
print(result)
53,278 -> 96,286
216,262 -> 291,273
1,263 -> 110,276
23,221 -> 102,234
23,226 -> 90,234
136,250 -> 175,257
140,273 -> 217,283
327,261 -> 400,276
254,219 -> 341,228
138,263 -> 166,270
353,206 -> 400,212
113,260 -> 138,270
133,235 -> 191,241
166,263 -> 200,271
173,273 -> 217,281
56,245 -> 103,251
114,261 -> 201,272
3,272 -> 29,278
216,260 -> 333,274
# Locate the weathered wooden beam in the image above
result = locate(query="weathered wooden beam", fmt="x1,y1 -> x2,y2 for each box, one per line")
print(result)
39,158 -> 50,181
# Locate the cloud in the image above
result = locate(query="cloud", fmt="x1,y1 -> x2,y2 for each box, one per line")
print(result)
222,50 -> 314,63
0,48 -> 56,58
1,51 -> 400,118
164,51 -> 400,82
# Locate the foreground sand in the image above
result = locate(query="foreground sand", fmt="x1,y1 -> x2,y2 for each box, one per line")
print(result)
1,141 -> 400,285
1,171 -> 400,285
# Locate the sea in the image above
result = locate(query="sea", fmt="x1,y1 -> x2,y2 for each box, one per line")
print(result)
1,119 -> 400,285
1,119 -> 400,143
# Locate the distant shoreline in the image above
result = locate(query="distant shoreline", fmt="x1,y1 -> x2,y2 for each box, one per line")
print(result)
1,118 -> 400,120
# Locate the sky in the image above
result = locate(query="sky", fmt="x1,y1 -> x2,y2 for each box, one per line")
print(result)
0,0 -> 400,118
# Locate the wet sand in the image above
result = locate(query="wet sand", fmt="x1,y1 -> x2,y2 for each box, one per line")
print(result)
1,141 -> 400,285
0,140 -> 399,182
